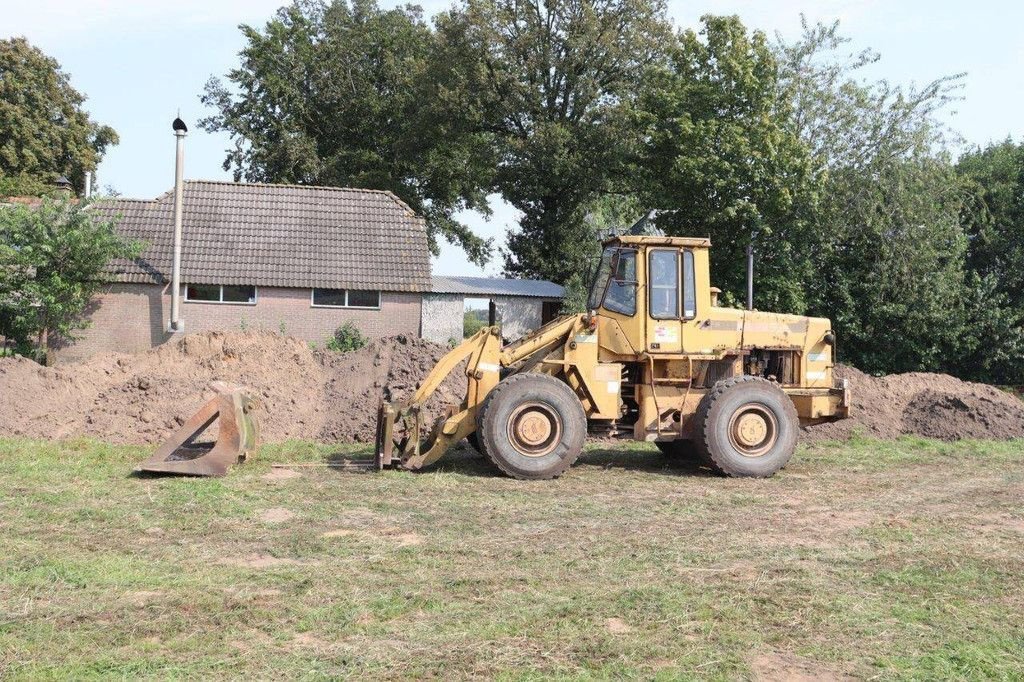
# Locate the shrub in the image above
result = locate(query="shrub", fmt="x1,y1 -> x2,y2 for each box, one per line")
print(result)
326,321 -> 366,352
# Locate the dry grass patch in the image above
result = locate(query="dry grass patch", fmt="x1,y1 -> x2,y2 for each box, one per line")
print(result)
0,435 -> 1022,678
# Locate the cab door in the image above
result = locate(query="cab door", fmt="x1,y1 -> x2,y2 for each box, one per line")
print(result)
645,248 -> 682,353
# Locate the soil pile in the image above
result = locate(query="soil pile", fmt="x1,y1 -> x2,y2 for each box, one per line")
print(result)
2,334 -> 1023,445
0,331 -> 464,445
804,364 -> 1024,441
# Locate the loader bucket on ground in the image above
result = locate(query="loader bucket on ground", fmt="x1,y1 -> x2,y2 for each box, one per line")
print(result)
135,388 -> 259,477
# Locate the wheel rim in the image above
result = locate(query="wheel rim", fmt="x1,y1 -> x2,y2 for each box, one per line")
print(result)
507,401 -> 562,457
727,403 -> 778,457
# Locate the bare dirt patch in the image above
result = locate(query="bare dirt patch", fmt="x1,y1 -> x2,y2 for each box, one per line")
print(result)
217,554 -> 303,569
750,652 -> 852,681
805,364 -> 1024,442
0,331 -> 464,446
605,617 -> 633,634
261,468 -> 303,482
258,508 -> 296,524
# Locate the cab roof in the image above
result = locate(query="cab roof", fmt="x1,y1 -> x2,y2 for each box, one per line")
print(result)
603,235 -> 711,248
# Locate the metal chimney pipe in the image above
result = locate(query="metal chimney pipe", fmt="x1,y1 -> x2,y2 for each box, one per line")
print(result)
84,171 -> 92,199
169,116 -> 188,332
746,243 -> 754,311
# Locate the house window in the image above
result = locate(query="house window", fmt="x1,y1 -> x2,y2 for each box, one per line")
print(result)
185,284 -> 257,304
311,288 -> 381,309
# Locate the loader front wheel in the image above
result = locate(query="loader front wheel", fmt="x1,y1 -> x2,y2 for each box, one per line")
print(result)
477,374 -> 586,480
695,376 -> 798,478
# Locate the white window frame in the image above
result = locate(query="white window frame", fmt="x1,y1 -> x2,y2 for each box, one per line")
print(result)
310,288 -> 382,310
183,284 -> 258,306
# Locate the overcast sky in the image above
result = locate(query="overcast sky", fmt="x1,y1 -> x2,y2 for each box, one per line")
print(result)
5,1 -> 1021,277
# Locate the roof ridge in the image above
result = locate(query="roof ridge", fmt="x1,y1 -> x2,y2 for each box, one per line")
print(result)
182,178 -> 397,196
178,179 -> 420,218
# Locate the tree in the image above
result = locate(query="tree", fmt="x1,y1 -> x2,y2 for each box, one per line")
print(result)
955,140 -> 1024,382
436,0 -> 674,282
0,38 -> 118,195
636,15 -> 818,312
774,20 -> 1005,375
201,0 -> 494,264
957,140 -> 1024,306
0,199 -> 139,362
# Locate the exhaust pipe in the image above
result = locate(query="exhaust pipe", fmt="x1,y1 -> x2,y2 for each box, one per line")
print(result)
746,243 -> 754,311
170,116 -> 187,333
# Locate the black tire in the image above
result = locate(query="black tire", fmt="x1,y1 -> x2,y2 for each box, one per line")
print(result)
694,376 -> 798,478
655,440 -> 697,458
477,373 -> 586,480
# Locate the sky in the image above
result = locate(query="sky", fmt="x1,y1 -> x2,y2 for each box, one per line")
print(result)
5,1 -> 1022,277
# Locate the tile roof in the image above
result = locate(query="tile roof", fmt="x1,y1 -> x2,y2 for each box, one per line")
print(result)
430,276 -> 564,298
91,180 -> 432,292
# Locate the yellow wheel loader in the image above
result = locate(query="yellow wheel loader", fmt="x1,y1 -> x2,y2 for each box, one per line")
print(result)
375,236 -> 850,479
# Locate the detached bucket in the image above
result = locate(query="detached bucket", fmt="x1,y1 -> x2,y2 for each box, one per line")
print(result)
135,387 -> 259,477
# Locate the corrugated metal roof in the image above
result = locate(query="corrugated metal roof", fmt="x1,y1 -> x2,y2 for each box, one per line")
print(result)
430,276 -> 564,298
91,180 -> 432,292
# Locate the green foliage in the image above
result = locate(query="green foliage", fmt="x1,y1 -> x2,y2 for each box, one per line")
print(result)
463,309 -> 487,337
0,38 -> 118,194
201,0 -> 493,264
436,0 -> 674,282
325,321 -> 367,352
637,15 -> 818,314
0,198 -> 140,362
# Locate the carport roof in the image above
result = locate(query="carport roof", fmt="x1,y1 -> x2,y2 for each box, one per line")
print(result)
430,276 -> 564,299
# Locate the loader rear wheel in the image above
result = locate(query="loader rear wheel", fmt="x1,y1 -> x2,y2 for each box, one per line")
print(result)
477,373 -> 586,480
694,376 -> 798,478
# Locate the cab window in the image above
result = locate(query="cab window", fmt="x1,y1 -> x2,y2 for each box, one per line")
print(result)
604,250 -> 637,315
683,250 -> 696,318
649,250 -> 679,319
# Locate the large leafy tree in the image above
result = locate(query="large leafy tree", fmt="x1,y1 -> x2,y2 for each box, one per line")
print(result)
436,0 -> 673,282
955,140 -> 1024,382
0,199 -> 139,362
636,15 -> 818,312
0,38 -> 118,196
201,0 -> 495,263
774,21 -> 1017,375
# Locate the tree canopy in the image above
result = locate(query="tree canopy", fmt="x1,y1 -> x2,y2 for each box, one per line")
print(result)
201,0 -> 495,264
203,1 -> 1024,383
0,38 -> 118,196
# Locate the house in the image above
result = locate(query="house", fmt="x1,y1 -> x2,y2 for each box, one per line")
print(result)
52,180 -> 563,362
423,276 -> 564,344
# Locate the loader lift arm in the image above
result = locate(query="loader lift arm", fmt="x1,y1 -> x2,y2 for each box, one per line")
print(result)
375,314 -> 585,471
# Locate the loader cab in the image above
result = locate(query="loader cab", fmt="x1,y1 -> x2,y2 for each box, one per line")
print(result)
587,236 -> 713,355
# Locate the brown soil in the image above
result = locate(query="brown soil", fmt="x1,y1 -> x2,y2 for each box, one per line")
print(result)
804,364 -> 1024,442
1,332 -> 1022,446
0,331 -> 464,446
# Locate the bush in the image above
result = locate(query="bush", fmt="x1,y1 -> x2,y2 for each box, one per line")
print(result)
326,321 -> 367,352
463,310 -> 487,338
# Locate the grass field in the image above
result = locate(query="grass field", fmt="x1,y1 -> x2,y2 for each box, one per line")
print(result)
1,436 -> 1022,680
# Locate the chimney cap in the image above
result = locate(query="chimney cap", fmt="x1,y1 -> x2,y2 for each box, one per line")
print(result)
172,117 -> 188,133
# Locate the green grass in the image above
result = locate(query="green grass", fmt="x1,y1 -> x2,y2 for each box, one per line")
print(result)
1,436 -> 1023,679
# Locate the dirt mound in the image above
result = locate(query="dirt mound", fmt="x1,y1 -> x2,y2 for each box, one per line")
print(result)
804,364 -> 1024,442
0,331 -> 464,445
2,336 -> 1021,446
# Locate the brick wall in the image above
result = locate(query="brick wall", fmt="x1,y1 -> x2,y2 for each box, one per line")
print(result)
55,283 -> 423,363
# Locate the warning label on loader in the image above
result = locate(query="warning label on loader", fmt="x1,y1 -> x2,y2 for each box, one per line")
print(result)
653,325 -> 679,343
